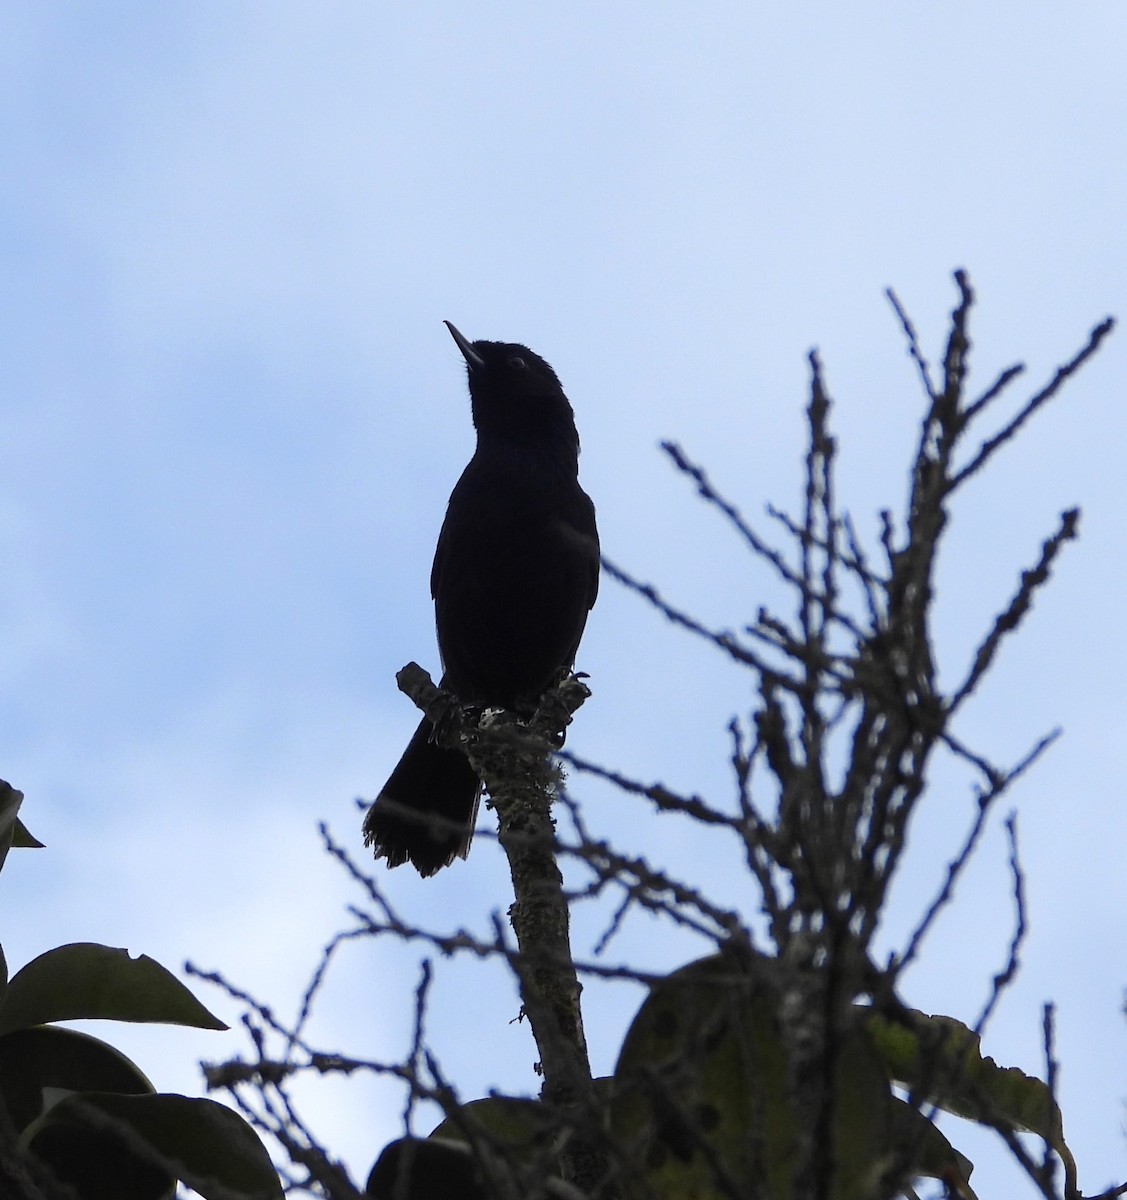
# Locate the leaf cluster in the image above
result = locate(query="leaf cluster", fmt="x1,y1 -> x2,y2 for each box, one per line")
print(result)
0,781 -> 283,1200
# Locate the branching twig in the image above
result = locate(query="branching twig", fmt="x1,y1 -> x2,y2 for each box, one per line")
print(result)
950,316 -> 1115,491
948,509 -> 1080,714
971,813 -> 1028,1037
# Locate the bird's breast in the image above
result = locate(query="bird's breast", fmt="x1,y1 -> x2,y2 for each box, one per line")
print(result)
430,451 -> 598,708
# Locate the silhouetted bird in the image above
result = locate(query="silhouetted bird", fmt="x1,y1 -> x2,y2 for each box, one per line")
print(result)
363,322 -> 599,876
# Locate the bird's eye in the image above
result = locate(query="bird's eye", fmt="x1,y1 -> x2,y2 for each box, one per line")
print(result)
508,355 -> 527,369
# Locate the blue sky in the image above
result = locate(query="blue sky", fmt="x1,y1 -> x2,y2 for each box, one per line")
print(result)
1,5 -> 1125,1195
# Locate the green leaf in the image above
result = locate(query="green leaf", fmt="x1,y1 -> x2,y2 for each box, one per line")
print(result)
867,1008 -> 1077,1195
26,1092 -> 283,1200
610,952 -> 896,1200
367,1136 -> 487,1200
0,1026 -> 154,1132
0,942 -> 228,1034
611,952 -> 792,1200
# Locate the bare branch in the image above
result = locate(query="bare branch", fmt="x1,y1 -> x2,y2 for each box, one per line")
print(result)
950,316 -> 1115,491
886,285 -> 937,399
971,813 -> 1028,1037
963,361 -> 1026,425
893,729 -> 1058,976
948,508 -> 1080,715
661,439 -> 803,587
600,554 -> 798,686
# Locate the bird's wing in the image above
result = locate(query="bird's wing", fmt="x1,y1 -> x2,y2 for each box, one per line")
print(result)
578,491 -> 600,611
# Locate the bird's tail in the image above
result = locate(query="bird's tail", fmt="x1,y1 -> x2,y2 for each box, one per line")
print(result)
363,716 -> 481,876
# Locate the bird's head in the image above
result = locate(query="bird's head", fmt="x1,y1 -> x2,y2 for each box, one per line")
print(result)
444,321 -> 579,453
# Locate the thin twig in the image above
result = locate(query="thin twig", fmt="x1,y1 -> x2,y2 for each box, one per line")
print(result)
886,285 -> 937,399
950,317 -> 1115,491
971,814 -> 1027,1037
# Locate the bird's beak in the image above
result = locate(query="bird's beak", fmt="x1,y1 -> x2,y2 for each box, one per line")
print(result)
444,321 -> 485,371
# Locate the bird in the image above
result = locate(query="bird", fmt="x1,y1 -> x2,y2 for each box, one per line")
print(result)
363,321 -> 599,876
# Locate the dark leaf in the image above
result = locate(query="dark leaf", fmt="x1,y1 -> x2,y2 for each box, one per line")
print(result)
367,1136 -> 487,1200
0,779 -> 25,873
28,1112 -> 175,1200
0,1025 -> 153,1132
26,1092 -> 283,1200
0,942 -> 227,1034
888,1098 -> 978,1198
13,817 -> 44,848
